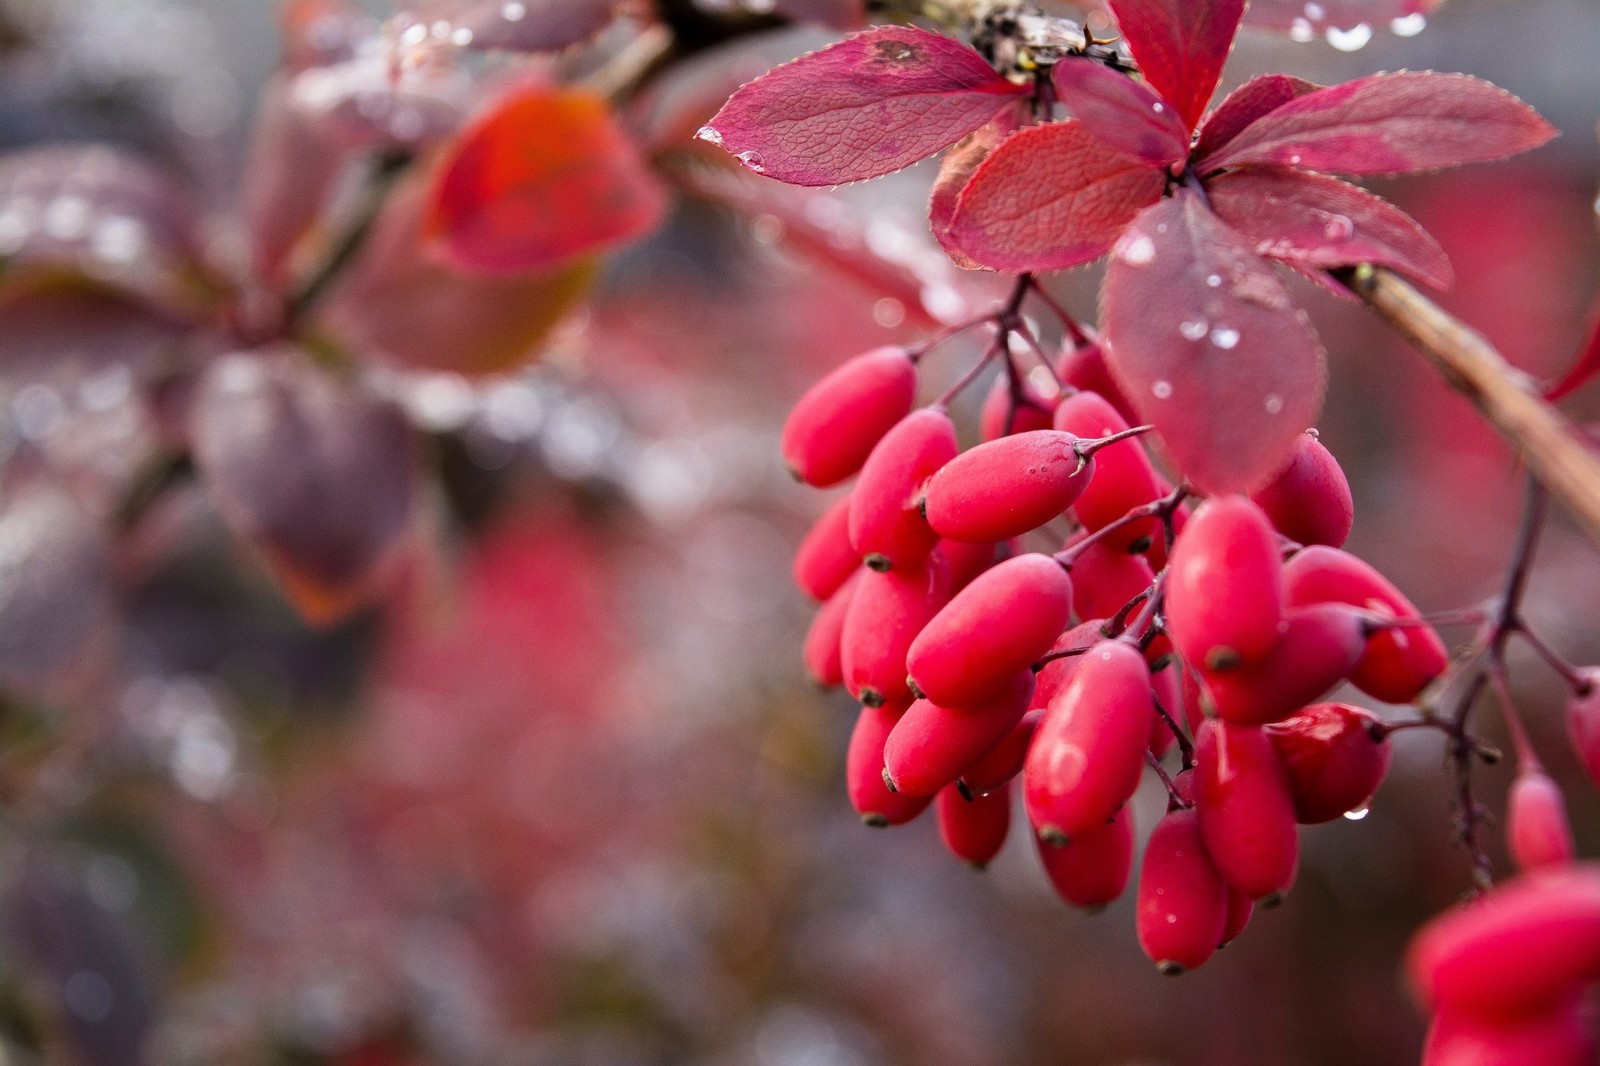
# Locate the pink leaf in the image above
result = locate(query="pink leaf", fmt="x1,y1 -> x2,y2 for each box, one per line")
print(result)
1193,74 -> 1320,162
1244,0 -> 1440,35
1108,0 -> 1246,132
943,122 -> 1164,273
457,0 -> 619,53
1198,72 -> 1558,176
700,25 -> 1028,186
929,107 -> 1028,270
1206,167 -> 1452,289
1050,57 -> 1190,165
1102,190 -> 1326,494
243,74 -> 347,291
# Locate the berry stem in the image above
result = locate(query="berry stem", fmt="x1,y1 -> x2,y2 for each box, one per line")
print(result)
1146,749 -> 1189,809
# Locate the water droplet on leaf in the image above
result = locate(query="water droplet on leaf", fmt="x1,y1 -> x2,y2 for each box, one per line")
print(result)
1322,214 -> 1354,241
1325,23 -> 1373,51
1118,234 -> 1156,266
1390,13 -> 1426,36
1179,318 -> 1208,341
695,126 -> 723,146
1210,327 -> 1240,350
737,150 -> 765,173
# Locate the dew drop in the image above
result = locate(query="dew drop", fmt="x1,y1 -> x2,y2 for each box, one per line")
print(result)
1288,153 -> 1303,165
695,125 -> 723,146
737,150 -> 765,173
1304,1 -> 1326,18
1152,101 -> 1164,113
1289,17 -> 1315,42
1119,234 -> 1156,266
1210,327 -> 1240,350
873,297 -> 905,328
1205,274 -> 1222,288
502,0 -> 527,19
1390,12 -> 1426,36
1326,23 -> 1373,51
1264,393 -> 1284,414
1343,805 -> 1370,821
1322,214 -> 1354,241
1152,380 -> 1173,399
1179,318 -> 1208,341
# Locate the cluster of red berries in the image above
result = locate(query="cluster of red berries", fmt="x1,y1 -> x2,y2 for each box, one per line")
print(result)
786,334 -> 1458,973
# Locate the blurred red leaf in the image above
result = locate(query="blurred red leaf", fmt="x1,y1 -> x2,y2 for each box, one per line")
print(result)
426,84 -> 666,273
321,170 -> 594,375
243,74 -> 347,291
456,0 -> 619,53
943,121 -> 1164,273
929,108 -> 1028,270
1546,306 -> 1600,402
1051,57 -> 1189,164
1108,0 -> 1246,132
700,26 -> 1028,186
191,352 -> 416,626
1206,167 -> 1452,289
1103,190 -> 1326,493
0,485 -> 114,691
1192,74 -> 1320,161
1196,72 -> 1558,176
1244,0 -> 1440,34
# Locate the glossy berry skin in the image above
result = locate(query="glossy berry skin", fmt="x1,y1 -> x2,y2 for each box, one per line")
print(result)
1024,641 -> 1151,845
1248,431 -> 1354,548
936,783 -> 1012,869
1508,770 -> 1576,873
1284,545 -> 1448,704
1265,703 -> 1392,823
961,708 -> 1042,795
939,538 -> 997,592
1564,670 -> 1600,791
923,430 -> 1093,544
1030,620 -> 1106,710
1222,889 -> 1254,946
979,374 -> 1056,442
1068,538 -> 1155,624
1422,996 -> 1596,1066
1195,721 -> 1300,900
793,493 -> 857,602
1406,864 -> 1600,1020
1054,390 -> 1161,551
841,557 -> 951,707
781,346 -> 917,487
1203,603 -> 1368,726
1137,808 -> 1229,975
908,552 -> 1073,706
1036,804 -> 1133,910
1056,341 -> 1135,423
847,702 -> 933,827
849,407 -> 956,570
803,572 -> 859,687
1165,496 -> 1285,672
884,669 -> 1035,797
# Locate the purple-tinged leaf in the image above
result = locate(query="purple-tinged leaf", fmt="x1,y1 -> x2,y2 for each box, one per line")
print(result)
1103,190 -> 1326,493
1206,166 -> 1452,289
1546,303 -> 1600,402
456,0 -> 619,53
191,351 -> 416,625
243,74 -> 347,291
944,121 -> 1165,273
1244,0 -> 1439,37
1051,57 -> 1190,165
1198,72 -> 1558,177
700,25 -> 1029,186
0,486 -> 114,691
287,47 -> 472,151
929,107 -> 1029,270
1108,0 -> 1246,133
1193,74 -> 1320,162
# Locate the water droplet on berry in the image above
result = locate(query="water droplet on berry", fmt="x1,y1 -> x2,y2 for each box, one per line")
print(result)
1210,327 -> 1240,350
696,126 -> 723,146
1390,12 -> 1426,36
1152,380 -> 1173,400
737,150 -> 766,173
1343,805 -> 1370,821
1322,214 -> 1354,241
1325,23 -> 1372,50
1119,234 -> 1156,265
1152,102 -> 1165,113
1264,394 -> 1284,414
1179,319 -> 1208,341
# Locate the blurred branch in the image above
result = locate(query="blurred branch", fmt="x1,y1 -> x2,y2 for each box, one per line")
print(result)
1342,265 -> 1600,552
283,149 -> 411,332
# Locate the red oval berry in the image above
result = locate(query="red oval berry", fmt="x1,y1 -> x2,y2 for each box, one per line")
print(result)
923,430 -> 1093,544
1406,864 -> 1600,1020
1056,340 -> 1134,423
847,701 -> 934,827
849,407 -> 956,570
1165,496 -> 1285,673
1564,670 -> 1600,790
1137,808 -> 1229,975
1508,770 -> 1576,873
1265,703 -> 1392,823
803,572 -> 859,688
1036,804 -> 1133,910
1284,545 -> 1448,703
1030,620 -> 1106,710
1423,995 -> 1596,1066
937,783 -> 1012,869
1203,603 -> 1368,726
793,493 -> 857,601
979,373 -> 1056,442
961,708 -> 1042,795
1195,720 -> 1299,900
1068,537 -> 1155,623
1054,391 -> 1161,551
781,346 -> 917,487
840,557 -> 952,707
1222,889 -> 1254,947
938,538 -> 997,592
907,553 -> 1073,706
1024,640 -> 1151,844
883,669 -> 1035,797
1249,430 -> 1354,548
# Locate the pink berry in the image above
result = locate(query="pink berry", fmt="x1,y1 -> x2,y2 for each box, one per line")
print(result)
1068,537 -> 1155,623
923,430 -> 1093,544
781,346 -> 917,487
1165,496 -> 1285,672
884,669 -> 1035,796
1054,390 -> 1161,551
841,557 -> 952,707
1203,603 -> 1368,726
1036,804 -> 1133,910
1249,430 -> 1354,548
1508,770 -> 1576,873
803,572 -> 859,688
1056,340 -> 1135,423
979,373 -> 1056,442
847,701 -> 933,827
1137,808 -> 1229,974
793,493 -> 857,602
937,782 -> 1012,869
849,407 -> 956,570
1265,703 -> 1392,823
960,708 -> 1042,795
1195,720 -> 1300,900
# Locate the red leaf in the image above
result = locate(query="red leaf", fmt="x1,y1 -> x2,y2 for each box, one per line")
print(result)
1546,303 -> 1600,402
943,122 -> 1164,273
1108,0 -> 1246,132
426,84 -> 666,273
457,0 -> 619,53
1192,74 -> 1320,162
1206,166 -> 1452,289
1244,0 -> 1440,36
1102,191 -> 1326,494
1198,72 -> 1558,177
243,74 -> 346,290
699,26 -> 1028,186
1050,57 -> 1190,165
929,107 -> 1028,270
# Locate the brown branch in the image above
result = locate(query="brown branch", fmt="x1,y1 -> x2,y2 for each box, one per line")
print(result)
1341,265 -> 1600,550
